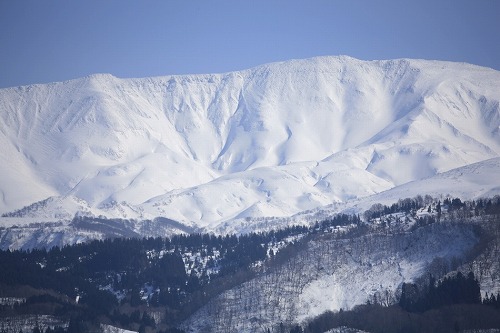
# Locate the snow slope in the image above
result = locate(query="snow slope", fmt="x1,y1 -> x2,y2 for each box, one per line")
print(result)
183,222 -> 479,332
265,156 -> 500,232
0,56 -> 499,230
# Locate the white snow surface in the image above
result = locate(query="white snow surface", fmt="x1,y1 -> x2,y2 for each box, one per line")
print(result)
101,324 -> 137,333
272,156 -> 500,231
0,56 -> 499,232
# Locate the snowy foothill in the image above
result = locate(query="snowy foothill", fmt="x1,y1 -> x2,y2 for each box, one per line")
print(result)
182,211 -> 483,332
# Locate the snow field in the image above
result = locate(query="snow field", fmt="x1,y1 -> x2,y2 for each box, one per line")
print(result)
0,56 -> 499,234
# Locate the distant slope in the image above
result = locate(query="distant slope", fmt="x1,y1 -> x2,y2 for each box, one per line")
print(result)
1,157 -> 498,250
357,156 -> 500,208
288,158 -> 500,230
0,56 -> 499,229
210,157 -> 500,234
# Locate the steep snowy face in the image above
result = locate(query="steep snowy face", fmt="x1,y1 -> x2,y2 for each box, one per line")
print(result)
0,56 -> 499,226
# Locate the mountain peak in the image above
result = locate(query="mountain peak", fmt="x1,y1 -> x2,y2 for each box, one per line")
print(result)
82,72 -> 116,83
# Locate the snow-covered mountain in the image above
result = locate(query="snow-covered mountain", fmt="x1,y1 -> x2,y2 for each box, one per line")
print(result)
1,56 -> 499,232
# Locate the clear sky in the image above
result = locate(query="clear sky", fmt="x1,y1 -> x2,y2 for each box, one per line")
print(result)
1,0 -> 499,88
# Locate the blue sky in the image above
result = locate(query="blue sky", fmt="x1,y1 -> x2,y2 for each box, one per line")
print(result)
1,0 -> 499,88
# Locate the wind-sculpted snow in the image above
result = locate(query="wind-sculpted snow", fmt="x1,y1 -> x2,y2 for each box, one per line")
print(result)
0,56 -> 499,231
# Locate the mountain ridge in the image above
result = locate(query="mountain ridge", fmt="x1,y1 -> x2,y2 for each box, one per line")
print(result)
1,56 -> 499,231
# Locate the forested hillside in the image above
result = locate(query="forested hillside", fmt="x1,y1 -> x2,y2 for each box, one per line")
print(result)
1,196 -> 499,333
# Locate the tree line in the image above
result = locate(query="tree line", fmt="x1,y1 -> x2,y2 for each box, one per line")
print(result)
1,195 -> 499,332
